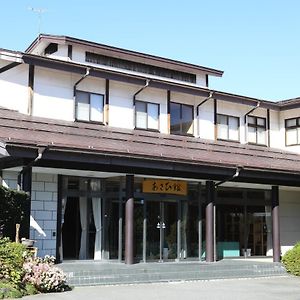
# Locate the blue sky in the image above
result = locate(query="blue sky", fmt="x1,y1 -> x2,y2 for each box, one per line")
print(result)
1,0 -> 299,101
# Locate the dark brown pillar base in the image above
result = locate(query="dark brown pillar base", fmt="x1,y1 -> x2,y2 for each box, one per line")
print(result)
125,175 -> 134,264
272,186 -> 281,262
206,181 -> 214,262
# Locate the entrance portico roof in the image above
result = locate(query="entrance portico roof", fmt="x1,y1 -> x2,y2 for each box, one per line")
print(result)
1,107 -> 300,186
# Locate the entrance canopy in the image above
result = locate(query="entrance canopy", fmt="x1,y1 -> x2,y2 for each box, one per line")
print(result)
1,107 -> 300,186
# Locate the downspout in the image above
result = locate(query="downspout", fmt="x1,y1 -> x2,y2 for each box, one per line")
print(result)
214,166 -> 243,187
17,147 -> 48,191
244,101 -> 260,143
73,68 -> 90,97
133,79 -> 151,127
133,79 -> 151,104
197,91 -> 214,137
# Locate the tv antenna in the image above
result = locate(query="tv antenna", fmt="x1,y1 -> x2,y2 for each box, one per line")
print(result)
28,7 -> 47,34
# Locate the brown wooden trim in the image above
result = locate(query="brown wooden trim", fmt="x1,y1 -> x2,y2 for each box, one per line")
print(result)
0,62 -> 21,74
68,45 -> 73,60
167,90 -> 171,134
267,109 -> 270,147
214,99 -> 217,140
28,65 -> 35,115
205,74 -> 209,87
105,79 -> 109,125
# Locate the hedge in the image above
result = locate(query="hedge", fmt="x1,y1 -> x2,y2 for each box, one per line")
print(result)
0,186 -> 30,240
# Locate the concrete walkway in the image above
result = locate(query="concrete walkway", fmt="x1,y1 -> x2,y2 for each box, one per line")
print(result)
24,276 -> 300,300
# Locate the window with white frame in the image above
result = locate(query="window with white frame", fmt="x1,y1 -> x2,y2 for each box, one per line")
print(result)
135,100 -> 159,130
75,91 -> 104,123
217,114 -> 239,141
285,117 -> 300,146
247,116 -> 266,145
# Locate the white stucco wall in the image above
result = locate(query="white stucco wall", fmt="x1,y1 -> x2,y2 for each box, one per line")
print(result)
33,67 -> 75,121
109,81 -> 137,129
0,62 -> 29,114
196,73 -> 207,87
279,189 -> 300,255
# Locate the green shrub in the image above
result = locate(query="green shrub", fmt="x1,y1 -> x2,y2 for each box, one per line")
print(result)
0,186 -> 30,239
0,281 -> 23,299
0,281 -> 37,299
0,238 -> 27,285
282,242 -> 300,276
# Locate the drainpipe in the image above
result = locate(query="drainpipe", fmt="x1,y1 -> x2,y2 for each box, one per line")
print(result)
244,102 -> 260,143
17,147 -> 48,191
133,79 -> 151,104
214,166 -> 243,187
73,68 -> 90,97
197,91 -> 214,137
132,79 -> 150,127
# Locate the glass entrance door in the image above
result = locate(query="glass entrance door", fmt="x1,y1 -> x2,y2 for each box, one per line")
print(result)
146,200 -> 177,262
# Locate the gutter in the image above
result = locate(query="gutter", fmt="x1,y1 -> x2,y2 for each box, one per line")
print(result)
215,166 -> 243,187
17,147 -> 48,191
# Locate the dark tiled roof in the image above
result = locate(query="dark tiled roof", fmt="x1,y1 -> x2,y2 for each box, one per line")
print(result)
1,108 -> 300,174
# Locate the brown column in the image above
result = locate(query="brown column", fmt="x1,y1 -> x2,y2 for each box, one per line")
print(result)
206,181 -> 214,262
28,65 -> 35,116
21,167 -> 32,239
213,99 -> 217,140
272,186 -> 281,262
105,79 -> 109,125
125,175 -> 134,264
167,90 -> 171,134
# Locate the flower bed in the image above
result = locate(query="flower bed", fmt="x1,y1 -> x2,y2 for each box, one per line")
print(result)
0,238 -> 70,299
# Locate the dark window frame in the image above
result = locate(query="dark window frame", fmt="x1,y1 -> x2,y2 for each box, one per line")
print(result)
247,115 -> 267,145
170,102 -> 194,136
134,100 -> 160,132
285,117 -> 300,146
75,90 -> 105,124
217,114 -> 240,142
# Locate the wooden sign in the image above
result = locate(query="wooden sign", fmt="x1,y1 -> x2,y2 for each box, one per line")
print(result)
142,179 -> 187,196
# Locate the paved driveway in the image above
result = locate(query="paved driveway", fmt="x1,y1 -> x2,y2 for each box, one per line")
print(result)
24,276 -> 300,300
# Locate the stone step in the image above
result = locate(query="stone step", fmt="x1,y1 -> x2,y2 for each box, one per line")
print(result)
59,260 -> 287,286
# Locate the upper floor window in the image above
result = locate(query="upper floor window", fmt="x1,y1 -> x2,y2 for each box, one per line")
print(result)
75,91 -> 104,123
285,117 -> 300,146
217,114 -> 239,142
247,116 -> 266,145
135,100 -> 159,131
170,102 -> 193,135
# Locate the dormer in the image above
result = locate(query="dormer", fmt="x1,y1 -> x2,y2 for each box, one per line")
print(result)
25,34 -> 223,88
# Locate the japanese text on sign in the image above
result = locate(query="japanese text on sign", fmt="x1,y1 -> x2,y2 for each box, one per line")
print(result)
142,179 -> 187,196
